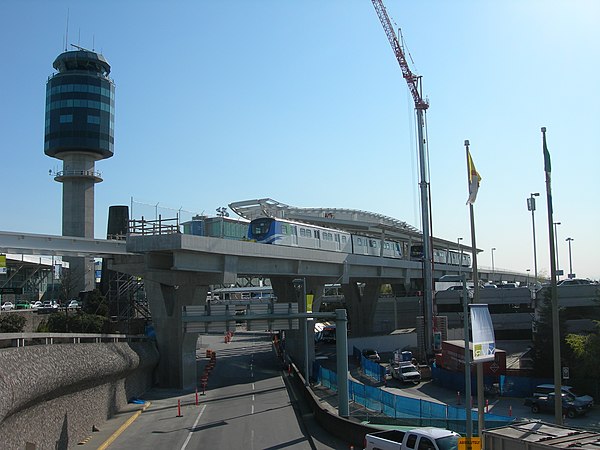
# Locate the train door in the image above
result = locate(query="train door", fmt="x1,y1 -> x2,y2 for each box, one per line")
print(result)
335,233 -> 341,251
291,225 -> 298,246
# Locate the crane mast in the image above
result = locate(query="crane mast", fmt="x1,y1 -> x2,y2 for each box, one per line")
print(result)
371,0 -> 435,359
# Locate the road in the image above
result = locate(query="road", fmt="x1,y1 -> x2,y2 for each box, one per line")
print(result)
100,332 -> 349,449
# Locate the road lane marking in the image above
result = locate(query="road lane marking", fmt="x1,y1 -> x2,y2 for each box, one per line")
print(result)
97,401 -> 151,450
180,404 -> 207,450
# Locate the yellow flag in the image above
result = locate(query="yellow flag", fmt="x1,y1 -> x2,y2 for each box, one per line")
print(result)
466,150 -> 482,205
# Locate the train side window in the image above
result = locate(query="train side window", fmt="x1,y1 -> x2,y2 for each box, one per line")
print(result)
300,228 -> 306,237
357,237 -> 363,246
314,230 -> 319,239
335,234 -> 340,242
306,229 -> 312,238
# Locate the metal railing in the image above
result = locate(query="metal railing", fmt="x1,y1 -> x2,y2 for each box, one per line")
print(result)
0,332 -> 149,348
128,215 -> 180,236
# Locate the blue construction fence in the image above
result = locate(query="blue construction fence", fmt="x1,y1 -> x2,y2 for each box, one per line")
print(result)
315,365 -> 514,436
352,346 -> 387,382
431,364 -> 552,398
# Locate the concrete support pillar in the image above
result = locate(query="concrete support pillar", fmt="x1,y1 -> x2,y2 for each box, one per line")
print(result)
342,280 -> 380,336
144,275 -> 209,389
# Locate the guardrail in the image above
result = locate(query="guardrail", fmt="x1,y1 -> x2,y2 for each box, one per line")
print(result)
0,332 -> 149,348
128,215 -> 180,236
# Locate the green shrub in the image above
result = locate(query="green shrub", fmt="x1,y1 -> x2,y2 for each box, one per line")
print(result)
45,311 -> 108,333
0,314 -> 26,332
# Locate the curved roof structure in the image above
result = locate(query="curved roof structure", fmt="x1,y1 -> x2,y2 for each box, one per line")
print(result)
229,198 -> 421,240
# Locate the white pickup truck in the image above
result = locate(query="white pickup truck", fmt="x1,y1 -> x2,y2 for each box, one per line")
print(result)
363,427 -> 460,450
391,361 -> 421,384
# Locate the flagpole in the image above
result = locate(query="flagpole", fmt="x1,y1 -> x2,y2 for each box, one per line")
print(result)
464,140 -> 485,436
542,126 -> 563,424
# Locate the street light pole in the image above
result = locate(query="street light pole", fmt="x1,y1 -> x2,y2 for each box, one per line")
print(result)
526,269 -> 531,287
527,193 -> 540,283
491,247 -> 496,281
566,237 -> 574,278
457,237 -> 463,277
553,222 -> 561,280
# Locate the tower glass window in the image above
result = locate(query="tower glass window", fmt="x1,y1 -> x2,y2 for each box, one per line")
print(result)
44,49 -> 115,158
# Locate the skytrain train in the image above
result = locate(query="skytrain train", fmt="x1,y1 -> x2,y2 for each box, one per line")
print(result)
248,217 -> 471,267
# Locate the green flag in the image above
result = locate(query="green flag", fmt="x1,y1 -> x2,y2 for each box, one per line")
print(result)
542,127 -> 551,174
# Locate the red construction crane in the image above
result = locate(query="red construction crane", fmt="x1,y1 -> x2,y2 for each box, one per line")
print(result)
371,0 -> 429,111
371,0 -> 435,359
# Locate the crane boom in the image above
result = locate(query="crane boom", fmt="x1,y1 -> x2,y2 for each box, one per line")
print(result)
371,0 -> 429,111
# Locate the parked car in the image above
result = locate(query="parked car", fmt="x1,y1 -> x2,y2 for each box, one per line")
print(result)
362,348 -> 381,363
446,285 -> 473,291
1,302 -> 15,311
524,392 -> 592,418
30,301 -> 43,309
557,278 -> 597,286
534,384 -> 594,406
497,282 -> 518,289
38,300 -> 59,314
15,301 -> 31,309
67,300 -> 80,309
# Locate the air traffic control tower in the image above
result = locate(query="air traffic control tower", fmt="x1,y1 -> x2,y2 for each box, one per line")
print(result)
44,48 -> 115,294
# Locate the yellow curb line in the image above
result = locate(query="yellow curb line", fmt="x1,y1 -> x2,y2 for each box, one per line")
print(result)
97,401 -> 151,450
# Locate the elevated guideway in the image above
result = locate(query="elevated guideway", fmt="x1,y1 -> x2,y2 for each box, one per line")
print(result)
0,223 -> 533,389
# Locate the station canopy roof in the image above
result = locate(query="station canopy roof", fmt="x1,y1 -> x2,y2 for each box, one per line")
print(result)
229,198 -> 472,251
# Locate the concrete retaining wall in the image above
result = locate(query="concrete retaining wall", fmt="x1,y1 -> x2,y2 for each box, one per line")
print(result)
0,341 -> 159,450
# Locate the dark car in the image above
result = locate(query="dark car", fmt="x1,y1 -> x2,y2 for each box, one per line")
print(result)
524,392 -> 592,418
362,349 -> 381,363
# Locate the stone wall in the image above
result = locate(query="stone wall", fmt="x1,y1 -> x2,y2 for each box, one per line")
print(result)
0,341 -> 158,449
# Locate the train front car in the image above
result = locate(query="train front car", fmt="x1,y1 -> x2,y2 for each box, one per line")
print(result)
248,217 -> 279,243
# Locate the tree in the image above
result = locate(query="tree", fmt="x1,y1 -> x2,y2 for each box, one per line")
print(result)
531,288 -> 570,377
0,314 -> 26,332
566,323 -> 600,380
564,290 -> 600,393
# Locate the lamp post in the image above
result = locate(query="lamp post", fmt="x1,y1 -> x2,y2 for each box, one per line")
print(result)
566,237 -> 574,279
553,222 -> 561,280
216,206 -> 229,239
491,247 -> 496,281
527,193 -> 540,283
526,269 -> 531,287
457,237 -> 463,276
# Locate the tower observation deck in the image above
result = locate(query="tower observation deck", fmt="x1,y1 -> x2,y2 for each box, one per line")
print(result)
44,47 -> 116,294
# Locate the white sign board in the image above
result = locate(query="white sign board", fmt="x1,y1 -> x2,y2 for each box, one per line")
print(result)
470,304 -> 496,362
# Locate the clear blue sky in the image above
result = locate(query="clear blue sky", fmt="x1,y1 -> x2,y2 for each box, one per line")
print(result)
1,1 -> 598,280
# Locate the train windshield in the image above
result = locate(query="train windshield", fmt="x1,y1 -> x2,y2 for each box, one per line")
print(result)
249,218 -> 274,239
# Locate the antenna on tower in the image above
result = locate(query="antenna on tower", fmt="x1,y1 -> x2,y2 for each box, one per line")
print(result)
64,9 -> 69,51
92,35 -> 95,51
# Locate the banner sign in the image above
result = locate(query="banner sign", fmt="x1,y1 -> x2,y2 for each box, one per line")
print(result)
306,294 -> 314,313
0,255 -> 6,275
470,304 -> 496,362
